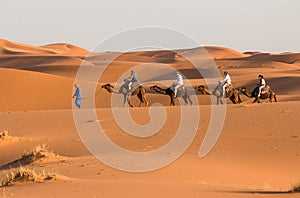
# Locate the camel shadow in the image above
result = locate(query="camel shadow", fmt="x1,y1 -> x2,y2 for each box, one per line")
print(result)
221,189 -> 298,195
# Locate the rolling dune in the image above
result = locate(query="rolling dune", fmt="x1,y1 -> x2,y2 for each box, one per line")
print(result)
0,39 -> 88,56
0,39 -> 300,197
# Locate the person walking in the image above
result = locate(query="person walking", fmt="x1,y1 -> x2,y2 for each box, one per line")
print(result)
72,83 -> 82,108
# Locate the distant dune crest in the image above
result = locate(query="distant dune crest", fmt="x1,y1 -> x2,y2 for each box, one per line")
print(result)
1,38 -> 300,63
0,39 -> 88,56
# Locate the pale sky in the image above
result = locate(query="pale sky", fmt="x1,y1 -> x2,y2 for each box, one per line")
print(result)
1,0 -> 299,53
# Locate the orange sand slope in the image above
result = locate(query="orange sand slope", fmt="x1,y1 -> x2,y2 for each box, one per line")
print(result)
0,39 -> 299,111
0,39 -> 88,56
0,39 -> 300,197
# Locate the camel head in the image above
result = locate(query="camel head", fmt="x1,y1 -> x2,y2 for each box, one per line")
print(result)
194,85 -> 204,91
195,85 -> 211,95
102,84 -> 115,93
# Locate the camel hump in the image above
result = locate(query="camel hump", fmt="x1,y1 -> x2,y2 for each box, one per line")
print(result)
262,85 -> 270,93
225,84 -> 233,93
227,84 -> 233,89
131,82 -> 140,89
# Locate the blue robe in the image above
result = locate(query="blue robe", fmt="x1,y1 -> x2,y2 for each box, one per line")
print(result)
73,87 -> 82,108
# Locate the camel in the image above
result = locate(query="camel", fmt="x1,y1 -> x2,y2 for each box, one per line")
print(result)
101,81 -> 149,107
195,84 -> 242,105
238,85 -> 277,103
150,84 -> 193,106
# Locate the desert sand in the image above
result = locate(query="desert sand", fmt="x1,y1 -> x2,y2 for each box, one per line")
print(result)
0,39 -> 300,197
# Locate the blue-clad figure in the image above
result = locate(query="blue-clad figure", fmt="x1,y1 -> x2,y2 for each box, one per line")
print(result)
72,83 -> 82,108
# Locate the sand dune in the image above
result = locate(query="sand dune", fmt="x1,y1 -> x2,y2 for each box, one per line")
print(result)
0,39 -> 89,78
176,46 -> 249,60
0,39 -> 300,197
0,39 -> 88,57
0,39 -> 57,55
0,55 -> 88,78
228,52 -> 300,65
204,46 -> 250,59
42,43 -> 89,56
0,68 -> 73,111
243,51 -> 264,55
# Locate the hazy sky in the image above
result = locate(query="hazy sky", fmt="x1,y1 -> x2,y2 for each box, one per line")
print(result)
1,0 -> 299,53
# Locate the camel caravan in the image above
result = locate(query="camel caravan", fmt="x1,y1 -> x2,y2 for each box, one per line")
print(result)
101,70 -> 277,107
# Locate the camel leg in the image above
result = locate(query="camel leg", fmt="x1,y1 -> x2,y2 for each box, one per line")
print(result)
270,92 -> 277,103
252,97 -> 256,103
234,93 -> 240,104
142,94 -> 149,107
127,97 -> 133,108
234,97 -> 238,104
138,89 -> 148,107
216,97 -> 220,105
182,95 -> 188,105
229,95 -> 236,104
218,97 -> 224,105
269,94 -> 273,103
253,97 -> 259,103
274,94 -> 278,102
170,96 -> 175,106
188,96 -> 193,105
238,94 -> 242,103
257,96 -> 261,103
124,94 -> 133,107
123,94 -> 127,106
182,94 -> 192,105
137,92 -> 143,107
140,96 -> 149,107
